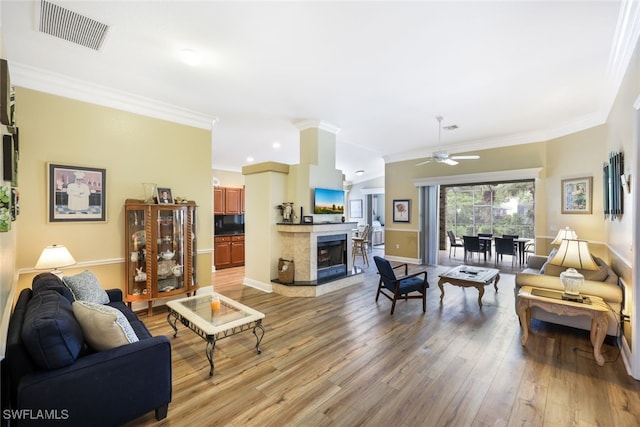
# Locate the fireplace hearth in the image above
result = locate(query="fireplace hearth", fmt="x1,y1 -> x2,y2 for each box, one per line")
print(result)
273,222 -> 364,297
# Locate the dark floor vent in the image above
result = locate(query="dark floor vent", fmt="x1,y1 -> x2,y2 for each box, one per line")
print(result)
39,0 -> 109,51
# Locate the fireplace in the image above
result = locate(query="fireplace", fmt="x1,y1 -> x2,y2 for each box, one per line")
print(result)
316,234 -> 347,280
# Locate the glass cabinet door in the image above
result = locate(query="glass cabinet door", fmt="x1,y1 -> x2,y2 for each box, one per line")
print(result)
156,207 -> 186,294
127,208 -> 147,297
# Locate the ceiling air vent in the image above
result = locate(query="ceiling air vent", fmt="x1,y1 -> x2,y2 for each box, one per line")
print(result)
38,0 -> 110,51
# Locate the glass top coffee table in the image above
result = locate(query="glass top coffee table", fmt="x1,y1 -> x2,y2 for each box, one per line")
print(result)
166,292 -> 265,376
438,265 -> 501,308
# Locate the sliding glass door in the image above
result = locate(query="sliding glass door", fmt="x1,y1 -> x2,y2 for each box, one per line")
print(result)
445,181 -> 535,239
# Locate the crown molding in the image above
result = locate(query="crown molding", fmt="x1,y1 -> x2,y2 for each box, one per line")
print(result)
412,167 -> 543,188
294,120 -> 341,134
10,62 -> 215,129
605,0 -> 640,107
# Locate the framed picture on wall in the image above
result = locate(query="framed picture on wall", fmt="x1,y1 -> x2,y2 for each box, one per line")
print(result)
561,176 -> 592,214
393,199 -> 410,222
350,199 -> 363,218
48,163 -> 106,222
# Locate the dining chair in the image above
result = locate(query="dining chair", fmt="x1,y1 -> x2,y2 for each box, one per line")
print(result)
494,237 -> 517,266
463,236 -> 487,262
503,234 -> 519,257
352,224 -> 370,267
447,231 -> 464,258
477,233 -> 493,257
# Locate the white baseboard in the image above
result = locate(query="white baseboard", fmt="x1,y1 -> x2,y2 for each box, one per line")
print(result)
243,277 -> 273,293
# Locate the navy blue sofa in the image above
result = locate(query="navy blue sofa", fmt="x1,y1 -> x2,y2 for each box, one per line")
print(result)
5,273 -> 172,426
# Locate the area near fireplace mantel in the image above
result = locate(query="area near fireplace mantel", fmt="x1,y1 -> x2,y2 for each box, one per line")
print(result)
273,222 -> 364,297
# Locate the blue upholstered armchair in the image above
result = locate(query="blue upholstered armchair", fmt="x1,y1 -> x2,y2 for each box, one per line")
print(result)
373,256 -> 429,315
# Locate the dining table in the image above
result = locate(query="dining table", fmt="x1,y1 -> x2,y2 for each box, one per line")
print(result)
478,236 -> 532,265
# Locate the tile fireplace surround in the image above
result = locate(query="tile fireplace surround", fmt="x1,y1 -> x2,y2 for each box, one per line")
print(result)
273,222 -> 364,297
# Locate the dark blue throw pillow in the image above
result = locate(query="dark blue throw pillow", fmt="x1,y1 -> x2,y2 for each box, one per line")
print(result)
21,289 -> 84,370
32,273 -> 75,303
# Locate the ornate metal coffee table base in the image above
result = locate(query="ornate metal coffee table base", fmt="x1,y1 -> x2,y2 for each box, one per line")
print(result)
166,293 -> 266,377
167,311 -> 265,376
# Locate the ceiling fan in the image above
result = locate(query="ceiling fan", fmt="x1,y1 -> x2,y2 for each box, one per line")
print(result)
416,116 -> 480,166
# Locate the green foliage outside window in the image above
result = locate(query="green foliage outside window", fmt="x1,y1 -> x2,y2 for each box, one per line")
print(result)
445,181 -> 534,238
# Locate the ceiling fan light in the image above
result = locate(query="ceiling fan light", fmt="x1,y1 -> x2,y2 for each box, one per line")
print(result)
451,155 -> 480,160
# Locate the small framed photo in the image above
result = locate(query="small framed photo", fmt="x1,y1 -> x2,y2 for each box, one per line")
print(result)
350,199 -> 363,218
561,177 -> 592,214
393,199 -> 410,222
302,215 -> 314,224
48,163 -> 106,222
157,187 -> 173,204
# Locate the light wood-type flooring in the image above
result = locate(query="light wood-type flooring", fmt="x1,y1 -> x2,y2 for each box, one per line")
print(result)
125,247 -> 640,426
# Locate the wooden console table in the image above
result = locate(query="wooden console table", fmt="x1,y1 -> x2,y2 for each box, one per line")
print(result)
517,286 -> 610,366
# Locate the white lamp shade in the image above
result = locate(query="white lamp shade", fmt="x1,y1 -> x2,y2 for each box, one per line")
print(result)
551,227 -> 577,245
35,245 -> 76,272
549,239 -> 598,271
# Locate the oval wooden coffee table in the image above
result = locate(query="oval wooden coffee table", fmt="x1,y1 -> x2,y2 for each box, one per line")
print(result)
438,265 -> 500,308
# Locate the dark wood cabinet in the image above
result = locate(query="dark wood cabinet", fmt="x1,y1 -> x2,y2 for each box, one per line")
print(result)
214,234 -> 244,269
125,199 -> 198,315
213,187 -> 224,214
225,187 -> 243,214
230,236 -> 245,264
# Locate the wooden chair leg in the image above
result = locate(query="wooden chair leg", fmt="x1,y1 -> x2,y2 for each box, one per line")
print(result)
376,280 -> 383,302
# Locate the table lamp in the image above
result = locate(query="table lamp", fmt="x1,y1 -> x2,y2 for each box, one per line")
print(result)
550,227 -> 577,245
549,239 -> 598,300
35,244 -> 76,276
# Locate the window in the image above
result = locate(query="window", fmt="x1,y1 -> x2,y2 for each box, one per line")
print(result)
445,181 -> 535,239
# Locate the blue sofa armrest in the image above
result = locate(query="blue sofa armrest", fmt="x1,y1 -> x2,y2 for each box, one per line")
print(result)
106,288 -> 123,302
15,336 -> 172,426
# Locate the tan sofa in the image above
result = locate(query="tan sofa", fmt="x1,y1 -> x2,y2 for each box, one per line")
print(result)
515,253 -> 622,336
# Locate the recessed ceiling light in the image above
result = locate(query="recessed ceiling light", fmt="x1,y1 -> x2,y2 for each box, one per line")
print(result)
272,142 -> 281,149
246,156 -> 254,163
179,49 -> 201,66
355,170 -> 365,176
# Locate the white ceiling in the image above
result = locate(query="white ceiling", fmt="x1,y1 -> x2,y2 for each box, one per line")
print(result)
2,1 -> 639,184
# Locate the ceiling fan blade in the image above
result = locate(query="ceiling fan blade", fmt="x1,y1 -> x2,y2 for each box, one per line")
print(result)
443,159 -> 458,165
450,155 -> 480,160
416,158 -> 435,166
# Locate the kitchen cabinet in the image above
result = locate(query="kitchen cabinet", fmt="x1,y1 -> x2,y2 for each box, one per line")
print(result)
213,186 -> 244,214
214,234 -> 245,269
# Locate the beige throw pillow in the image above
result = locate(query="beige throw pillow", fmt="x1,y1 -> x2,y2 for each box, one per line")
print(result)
72,301 -> 139,351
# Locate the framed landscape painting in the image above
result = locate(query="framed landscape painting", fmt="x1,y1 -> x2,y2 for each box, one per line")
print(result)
350,199 -> 363,218
561,177 -> 592,214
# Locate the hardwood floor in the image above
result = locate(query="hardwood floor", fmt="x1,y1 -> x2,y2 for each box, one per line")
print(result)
126,247 -> 640,426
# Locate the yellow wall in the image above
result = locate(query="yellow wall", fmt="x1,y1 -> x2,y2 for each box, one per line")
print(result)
384,130 -> 615,260
14,88 -> 212,295
385,142 -> 548,259
544,125 -> 608,244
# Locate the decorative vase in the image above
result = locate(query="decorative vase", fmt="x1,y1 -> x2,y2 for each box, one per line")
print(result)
142,182 -> 157,204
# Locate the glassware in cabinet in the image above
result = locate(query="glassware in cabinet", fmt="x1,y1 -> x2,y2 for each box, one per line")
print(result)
125,199 -> 198,315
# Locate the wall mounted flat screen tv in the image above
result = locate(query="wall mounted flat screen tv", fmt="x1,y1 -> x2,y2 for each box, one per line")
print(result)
314,188 -> 345,214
